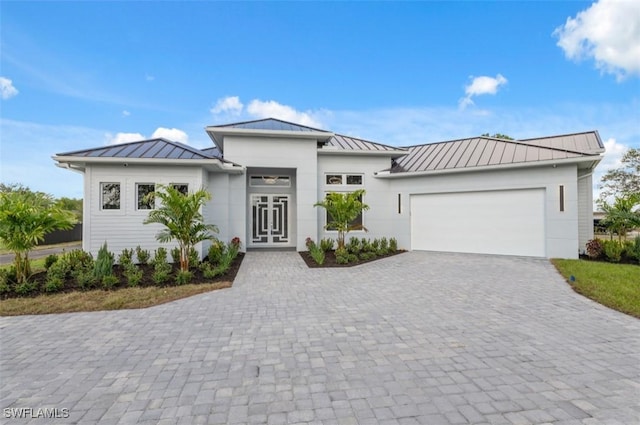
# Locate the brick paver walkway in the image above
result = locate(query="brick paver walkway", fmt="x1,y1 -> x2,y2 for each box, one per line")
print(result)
1,251 -> 639,424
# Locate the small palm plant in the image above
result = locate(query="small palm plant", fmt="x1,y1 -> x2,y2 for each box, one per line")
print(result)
314,189 -> 369,249
0,189 -> 75,284
143,185 -> 218,272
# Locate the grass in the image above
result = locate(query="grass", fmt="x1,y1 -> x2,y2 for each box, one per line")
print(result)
0,282 -> 232,316
552,259 -> 640,319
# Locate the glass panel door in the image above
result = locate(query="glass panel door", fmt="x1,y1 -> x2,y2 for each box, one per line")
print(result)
250,194 -> 290,246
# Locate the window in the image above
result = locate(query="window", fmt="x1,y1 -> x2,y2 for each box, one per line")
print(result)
326,173 -> 363,186
171,183 -> 189,195
249,176 -> 290,187
101,183 -> 120,210
137,183 -> 155,210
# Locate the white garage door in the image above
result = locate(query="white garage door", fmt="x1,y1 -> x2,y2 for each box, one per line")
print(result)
411,189 -> 546,257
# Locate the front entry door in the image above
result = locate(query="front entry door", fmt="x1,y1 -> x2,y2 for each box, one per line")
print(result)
250,194 -> 290,246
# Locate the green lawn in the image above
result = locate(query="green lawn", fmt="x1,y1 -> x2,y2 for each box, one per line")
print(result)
552,259 -> 640,319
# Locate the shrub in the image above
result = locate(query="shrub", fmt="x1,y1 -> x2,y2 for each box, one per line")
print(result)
348,253 -> 358,263
200,262 -> 221,279
118,248 -> 134,266
0,269 -> 12,294
135,246 -> 150,265
44,254 -> 58,270
361,238 -> 372,253
630,236 -> 640,263
602,240 -> 623,263
102,275 -> 119,290
123,263 -> 143,287
93,242 -> 114,279
585,239 -> 604,259
230,237 -> 241,250
359,251 -> 376,261
64,249 -> 94,273
319,238 -> 334,252
170,247 -> 181,265
309,243 -> 325,265
75,269 -> 97,290
207,239 -> 225,265
370,238 -> 380,253
379,237 -> 389,255
44,276 -> 64,293
389,238 -> 398,252
151,247 -> 172,284
188,247 -> 199,269
175,270 -> 193,285
335,247 -> 349,264
346,237 -> 361,255
305,237 -> 315,249
14,281 -> 37,295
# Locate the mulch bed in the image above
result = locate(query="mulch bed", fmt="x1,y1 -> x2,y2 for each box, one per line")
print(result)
299,250 -> 405,268
1,253 -> 244,300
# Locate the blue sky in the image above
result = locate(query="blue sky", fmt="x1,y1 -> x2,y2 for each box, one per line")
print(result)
1,1 -> 639,200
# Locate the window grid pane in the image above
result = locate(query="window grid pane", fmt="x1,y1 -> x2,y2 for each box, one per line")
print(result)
137,184 -> 155,210
101,183 -> 120,210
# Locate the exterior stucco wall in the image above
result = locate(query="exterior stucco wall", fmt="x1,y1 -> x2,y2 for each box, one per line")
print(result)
317,155 -> 396,243
577,171 -> 594,253
223,135 -> 318,251
83,164 -> 205,259
387,163 -> 581,259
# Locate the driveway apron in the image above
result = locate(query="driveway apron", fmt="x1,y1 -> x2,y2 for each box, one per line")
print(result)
1,251 -> 638,424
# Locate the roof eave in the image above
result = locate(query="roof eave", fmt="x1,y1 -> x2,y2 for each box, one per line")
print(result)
375,154 -> 603,179
205,127 -> 335,153
318,147 -> 408,158
52,156 -> 245,174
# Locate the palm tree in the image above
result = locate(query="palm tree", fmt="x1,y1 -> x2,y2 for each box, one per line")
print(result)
0,190 -> 75,284
314,189 -> 370,249
599,194 -> 640,242
143,185 -> 218,271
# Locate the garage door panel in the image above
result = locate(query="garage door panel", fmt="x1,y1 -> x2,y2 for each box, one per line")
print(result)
411,189 -> 545,257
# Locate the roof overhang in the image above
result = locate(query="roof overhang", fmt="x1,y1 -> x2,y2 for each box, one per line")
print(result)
52,156 -> 246,174
375,154 -> 603,179
318,145 -> 408,158
205,126 -> 334,152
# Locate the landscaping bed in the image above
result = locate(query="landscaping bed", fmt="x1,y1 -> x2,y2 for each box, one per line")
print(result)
299,249 -> 404,267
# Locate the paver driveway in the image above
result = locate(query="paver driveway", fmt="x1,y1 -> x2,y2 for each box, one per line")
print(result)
1,251 -> 639,425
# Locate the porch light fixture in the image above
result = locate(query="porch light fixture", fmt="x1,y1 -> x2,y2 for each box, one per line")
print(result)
262,176 -> 279,185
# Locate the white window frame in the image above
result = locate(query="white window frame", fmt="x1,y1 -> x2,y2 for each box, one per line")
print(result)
100,182 -> 121,210
325,173 -> 363,187
136,183 -> 156,210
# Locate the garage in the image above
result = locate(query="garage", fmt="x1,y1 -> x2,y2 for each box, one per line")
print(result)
410,188 -> 546,257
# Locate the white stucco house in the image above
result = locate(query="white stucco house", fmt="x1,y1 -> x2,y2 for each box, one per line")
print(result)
53,118 -> 604,259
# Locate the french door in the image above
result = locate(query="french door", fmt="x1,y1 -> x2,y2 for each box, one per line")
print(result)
250,194 -> 290,246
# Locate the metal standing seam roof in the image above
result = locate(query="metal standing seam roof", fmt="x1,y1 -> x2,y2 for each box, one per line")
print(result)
391,133 -> 602,174
56,138 -> 224,161
210,117 -> 327,133
327,134 -> 406,152
518,131 -> 605,155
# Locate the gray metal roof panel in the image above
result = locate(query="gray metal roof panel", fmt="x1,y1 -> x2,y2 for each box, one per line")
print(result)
519,131 -> 604,154
212,118 -> 327,133
391,132 -> 601,174
326,134 -> 403,152
56,138 -> 216,161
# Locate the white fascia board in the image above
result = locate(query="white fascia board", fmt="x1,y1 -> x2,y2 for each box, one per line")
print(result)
375,155 -> 603,179
318,148 -> 408,157
52,156 -> 246,174
206,127 -> 334,141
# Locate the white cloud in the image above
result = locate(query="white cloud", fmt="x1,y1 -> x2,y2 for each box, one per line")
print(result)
459,74 -> 508,109
122,110 -> 131,117
106,132 -> 145,145
210,96 -> 244,115
151,127 -> 189,144
210,96 -> 326,128
0,77 -> 19,100
246,99 -> 322,127
554,0 -> 640,80
145,74 -> 155,82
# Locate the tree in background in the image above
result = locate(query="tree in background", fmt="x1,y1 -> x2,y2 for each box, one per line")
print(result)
314,189 -> 370,249
598,195 -> 640,242
143,185 -> 218,271
56,197 -> 83,222
481,133 -> 514,140
0,189 -> 76,283
599,148 -> 640,202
